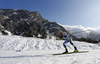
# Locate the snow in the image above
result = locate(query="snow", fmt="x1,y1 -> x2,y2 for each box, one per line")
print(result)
62,25 -> 100,41
0,50 -> 100,64
0,35 -> 100,64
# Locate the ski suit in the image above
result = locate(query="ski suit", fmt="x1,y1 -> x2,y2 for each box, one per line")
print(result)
62,32 -> 75,48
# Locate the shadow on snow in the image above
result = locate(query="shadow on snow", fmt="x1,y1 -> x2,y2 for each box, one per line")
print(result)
0,55 -> 51,58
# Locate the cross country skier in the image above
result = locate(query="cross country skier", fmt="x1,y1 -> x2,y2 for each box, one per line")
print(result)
58,31 -> 78,53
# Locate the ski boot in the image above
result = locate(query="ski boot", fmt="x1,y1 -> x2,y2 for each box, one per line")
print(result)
62,47 -> 68,54
73,47 -> 78,52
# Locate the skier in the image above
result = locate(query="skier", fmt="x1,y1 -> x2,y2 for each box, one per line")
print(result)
58,31 -> 78,53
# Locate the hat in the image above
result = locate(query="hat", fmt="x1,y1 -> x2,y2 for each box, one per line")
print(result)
58,31 -> 62,35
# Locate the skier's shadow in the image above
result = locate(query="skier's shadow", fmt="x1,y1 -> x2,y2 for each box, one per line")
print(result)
0,55 -> 48,58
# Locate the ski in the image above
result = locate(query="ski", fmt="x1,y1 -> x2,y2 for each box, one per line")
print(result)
53,51 -> 89,55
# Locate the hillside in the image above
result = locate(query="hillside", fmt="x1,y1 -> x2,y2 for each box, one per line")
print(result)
0,35 -> 99,51
0,9 -> 67,38
62,25 -> 100,43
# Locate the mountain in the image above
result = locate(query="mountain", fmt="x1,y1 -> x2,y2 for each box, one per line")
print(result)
0,9 -> 68,38
0,9 -> 99,43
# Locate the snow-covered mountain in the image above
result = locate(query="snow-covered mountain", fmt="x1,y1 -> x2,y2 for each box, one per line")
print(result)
62,25 -> 100,43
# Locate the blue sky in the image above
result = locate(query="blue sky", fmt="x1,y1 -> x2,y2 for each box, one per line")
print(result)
0,0 -> 100,28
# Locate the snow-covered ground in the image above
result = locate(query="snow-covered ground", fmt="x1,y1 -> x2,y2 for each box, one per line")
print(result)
0,35 -> 100,64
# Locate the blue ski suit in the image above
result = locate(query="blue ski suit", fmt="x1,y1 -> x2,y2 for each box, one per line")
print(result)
62,32 -> 75,48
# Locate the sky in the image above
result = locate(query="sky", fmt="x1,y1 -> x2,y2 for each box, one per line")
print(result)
0,0 -> 100,28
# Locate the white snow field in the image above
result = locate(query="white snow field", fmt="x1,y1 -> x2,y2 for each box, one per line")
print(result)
0,35 -> 100,64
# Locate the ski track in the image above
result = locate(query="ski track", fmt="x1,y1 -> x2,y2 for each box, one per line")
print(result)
0,35 -> 100,64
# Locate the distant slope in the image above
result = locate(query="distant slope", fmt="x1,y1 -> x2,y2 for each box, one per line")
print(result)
62,25 -> 100,43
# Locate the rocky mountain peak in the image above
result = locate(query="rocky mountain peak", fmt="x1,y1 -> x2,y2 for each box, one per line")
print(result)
0,9 -> 68,39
